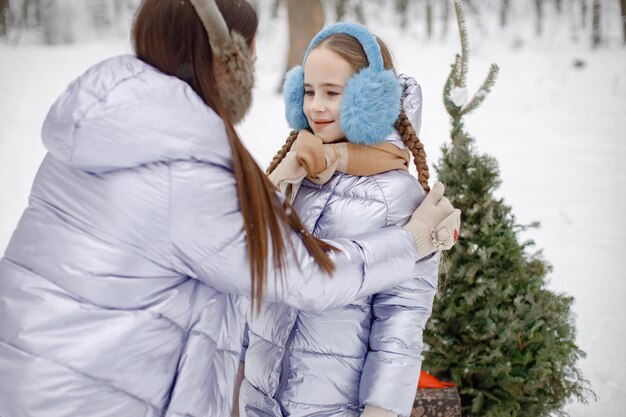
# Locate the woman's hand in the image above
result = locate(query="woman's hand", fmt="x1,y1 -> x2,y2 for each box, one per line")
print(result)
403,182 -> 461,259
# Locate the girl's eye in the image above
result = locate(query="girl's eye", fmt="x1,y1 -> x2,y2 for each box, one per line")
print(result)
327,91 -> 340,97
304,90 -> 314,96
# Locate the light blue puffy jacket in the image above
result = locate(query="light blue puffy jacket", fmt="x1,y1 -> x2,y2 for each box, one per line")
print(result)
240,169 -> 439,417
0,55 -> 426,417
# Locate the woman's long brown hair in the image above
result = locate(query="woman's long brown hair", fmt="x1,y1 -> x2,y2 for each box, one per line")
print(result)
132,0 -> 336,310
267,34 -> 430,192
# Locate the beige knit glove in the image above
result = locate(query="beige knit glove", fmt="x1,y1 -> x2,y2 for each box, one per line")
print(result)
360,405 -> 397,417
403,181 -> 461,259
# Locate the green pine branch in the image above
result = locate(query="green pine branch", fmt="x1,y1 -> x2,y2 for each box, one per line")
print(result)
453,0 -> 469,87
461,64 -> 500,116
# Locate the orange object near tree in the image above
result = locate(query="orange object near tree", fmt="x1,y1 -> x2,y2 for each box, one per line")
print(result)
418,370 -> 456,389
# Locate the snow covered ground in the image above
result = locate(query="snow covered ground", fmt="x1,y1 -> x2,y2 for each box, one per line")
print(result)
1,4 -> 625,416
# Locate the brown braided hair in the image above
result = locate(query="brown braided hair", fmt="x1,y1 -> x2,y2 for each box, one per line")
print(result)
396,111 -> 430,192
267,130 -> 298,175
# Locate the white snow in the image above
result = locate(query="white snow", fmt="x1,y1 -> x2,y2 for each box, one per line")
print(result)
450,86 -> 470,107
1,4 -> 625,416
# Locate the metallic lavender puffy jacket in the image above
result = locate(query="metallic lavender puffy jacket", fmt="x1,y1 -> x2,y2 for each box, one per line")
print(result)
240,171 -> 439,417
240,77 -> 438,417
0,55 -> 425,417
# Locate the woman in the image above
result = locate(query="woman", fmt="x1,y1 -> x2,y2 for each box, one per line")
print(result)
0,1 -> 459,417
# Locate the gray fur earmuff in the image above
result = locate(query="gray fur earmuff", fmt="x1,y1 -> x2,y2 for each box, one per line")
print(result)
189,0 -> 254,124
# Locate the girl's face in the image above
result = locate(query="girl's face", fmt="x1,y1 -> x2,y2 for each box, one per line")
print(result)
303,47 -> 354,143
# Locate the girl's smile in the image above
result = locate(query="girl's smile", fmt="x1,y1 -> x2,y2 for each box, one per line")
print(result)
311,119 -> 334,129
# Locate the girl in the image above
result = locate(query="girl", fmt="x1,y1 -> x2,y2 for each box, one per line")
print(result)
239,23 -> 453,417
0,3 -> 458,417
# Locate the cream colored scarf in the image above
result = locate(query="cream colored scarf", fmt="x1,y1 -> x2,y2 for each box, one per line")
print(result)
269,130 -> 410,204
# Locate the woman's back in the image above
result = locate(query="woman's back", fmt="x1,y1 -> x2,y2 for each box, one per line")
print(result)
0,55 -> 249,417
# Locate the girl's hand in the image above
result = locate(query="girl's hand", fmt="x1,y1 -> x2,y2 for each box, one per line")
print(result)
402,182 -> 461,259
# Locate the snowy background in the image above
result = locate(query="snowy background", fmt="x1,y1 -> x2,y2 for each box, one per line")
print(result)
1,1 -> 625,416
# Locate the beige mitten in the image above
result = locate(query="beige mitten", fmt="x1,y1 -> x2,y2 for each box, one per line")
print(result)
360,405 -> 397,417
403,182 -> 461,259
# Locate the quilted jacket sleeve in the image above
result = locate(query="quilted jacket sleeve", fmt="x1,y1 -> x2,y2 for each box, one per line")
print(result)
359,174 -> 439,417
168,160 -> 420,313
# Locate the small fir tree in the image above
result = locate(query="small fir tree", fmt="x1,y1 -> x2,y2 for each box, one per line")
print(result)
422,1 -> 594,416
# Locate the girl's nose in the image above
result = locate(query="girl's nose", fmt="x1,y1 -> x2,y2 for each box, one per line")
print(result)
310,95 -> 326,113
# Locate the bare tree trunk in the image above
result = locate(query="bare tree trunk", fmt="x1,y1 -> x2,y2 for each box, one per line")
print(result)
41,0 -> 71,44
33,0 -> 44,28
442,0 -> 450,37
619,0 -> 626,45
272,0 -> 281,19
21,0 -> 34,27
426,0 -> 433,38
535,0 -> 544,36
335,0 -> 348,21
353,0 -> 365,24
22,0 -> 30,25
555,0 -> 562,13
93,0 -> 112,30
500,0 -> 510,28
592,0 -> 601,47
581,0 -> 588,28
395,0 -> 408,29
283,0 -> 323,90
0,0 -> 8,37
113,0 -> 124,18
112,0 -> 126,35
568,0 -> 580,41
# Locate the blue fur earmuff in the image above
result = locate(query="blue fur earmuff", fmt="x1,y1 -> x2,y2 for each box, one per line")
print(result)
283,22 -> 402,145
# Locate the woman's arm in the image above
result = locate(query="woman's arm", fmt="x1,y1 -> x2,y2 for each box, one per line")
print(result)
168,161 -> 421,312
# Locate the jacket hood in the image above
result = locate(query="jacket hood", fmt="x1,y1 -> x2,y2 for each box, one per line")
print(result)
42,55 -> 231,173
384,74 -> 423,149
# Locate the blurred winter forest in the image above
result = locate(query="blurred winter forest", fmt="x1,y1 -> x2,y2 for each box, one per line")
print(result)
0,0 -> 625,50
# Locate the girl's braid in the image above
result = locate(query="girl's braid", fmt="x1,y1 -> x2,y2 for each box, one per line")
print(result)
395,111 -> 430,192
266,130 -> 298,175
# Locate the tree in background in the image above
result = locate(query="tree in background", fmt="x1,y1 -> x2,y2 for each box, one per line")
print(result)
282,0 -> 323,89
335,0 -> 348,20
441,0 -> 451,38
535,0 -> 544,35
1,0 -> 623,49
395,0 -> 409,29
425,0 -> 433,38
621,0 -> 626,44
326,0 -> 366,25
592,0 -> 602,47
0,0 -> 7,37
500,0 -> 510,28
422,0 -> 594,415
